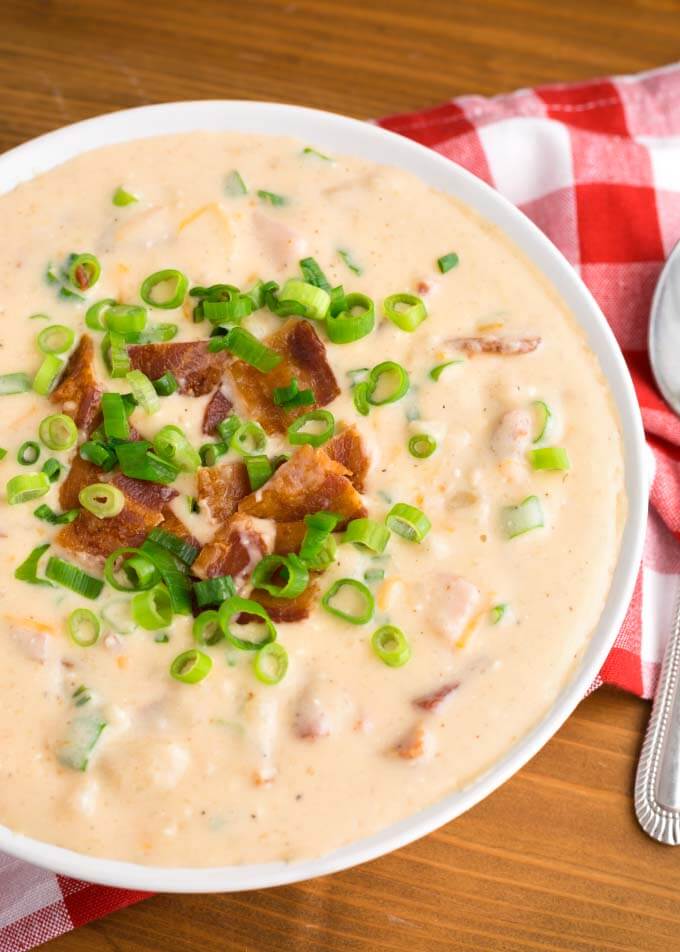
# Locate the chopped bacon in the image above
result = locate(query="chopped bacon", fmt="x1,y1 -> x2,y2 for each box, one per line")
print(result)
324,425 -> 370,492
273,521 -> 307,555
50,335 -> 102,433
202,388 -> 234,435
127,341 -> 228,396
59,455 -> 104,510
197,461 -> 250,524
413,681 -> 460,712
228,320 -> 339,434
250,580 -> 319,623
239,444 -> 366,524
159,507 -> 201,551
192,513 -> 274,581
450,335 -> 541,356
112,474 -> 177,511
393,723 -> 434,761
57,486 -> 165,560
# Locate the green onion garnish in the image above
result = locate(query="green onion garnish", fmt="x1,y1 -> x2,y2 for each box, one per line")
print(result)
429,359 -> 463,382
126,322 -> 178,344
229,420 -> 267,457
193,575 -> 236,610
217,326 -> 282,373
383,293 -> 427,333
364,567 -> 385,582
17,441 -> 40,466
385,503 -> 431,543
300,257 -> 331,291
14,543 -> 53,586
42,457 -> 62,482
34,504 -> 78,525
140,269 -> 188,310
115,440 -> 179,484
139,539 -> 192,615
300,511 -> 339,563
170,648 -> 213,684
0,372 -> 32,395
104,304 -> 147,335
85,298 -> 117,331
253,642 -> 289,685
366,361 -> 410,406
272,378 -> 314,408
371,624 -> 411,667
112,186 -> 138,207
126,369 -> 160,414
0,449 -> 6,461
337,248 -> 363,276
302,146 -> 332,161
251,553 -> 309,599
153,425 -> 201,473
68,608 -> 101,647
225,170 -> 248,196
46,556 -> 103,599
218,595 -> 277,651
37,324 -> 74,355
326,292 -> 375,344
279,279 -> 330,321
131,583 -> 173,630
39,413 -> 78,451
199,441 -> 227,467
501,495 -> 544,539
152,371 -> 178,396
101,392 -> 130,441
532,400 -> 552,443
287,409 -> 334,447
104,547 -> 160,592
437,252 -> 459,274
28,313 -> 50,321
66,253 -> 101,292
192,609 -> 223,646
528,447 -> 570,471
352,381 -> 370,416
490,603 -> 508,625
408,433 -> 437,459
33,354 -> 64,395
103,331 -> 131,378
246,454 -> 273,491
79,440 -> 117,471
79,483 -> 125,520
58,714 -> 106,771
257,189 -> 286,207
321,578 -> 374,625
7,472 -> 50,504
343,518 -> 391,554
147,527 -> 199,566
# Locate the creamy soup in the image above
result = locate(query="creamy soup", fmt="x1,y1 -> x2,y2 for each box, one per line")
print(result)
0,133 -> 625,866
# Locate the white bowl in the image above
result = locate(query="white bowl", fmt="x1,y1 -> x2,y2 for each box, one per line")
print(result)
0,101 -> 647,892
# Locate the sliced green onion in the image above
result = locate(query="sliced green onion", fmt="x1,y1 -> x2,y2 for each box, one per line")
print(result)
33,354 -> 64,395
253,642 -> 289,685
28,312 -> 50,321
152,425 -> 201,473
101,392 -> 130,441
7,472 -> 50,504
371,625 -> 411,667
86,298 -> 117,331
337,248 -> 363,276
34,503 -> 79,525
272,378 -> 313,408
131,583 -> 172,629
429,359 -> 463,381
193,575 -> 236,609
0,372 -> 32,395
147,526 -> 199,566
66,253 -> 101,291
383,293 -> 427,332
532,400 -> 552,443
408,433 -> 437,459
113,186 -> 138,206
187,495 -> 200,514
279,278 -> 329,321
385,502 -> 431,542
329,285 -> 346,317
221,326 -> 282,372
58,714 -> 106,771
42,457 -> 62,482
230,420 -> 267,457
490,603 -> 508,625
139,539 -> 192,615
216,414 -> 242,444
326,293 -> 375,344
343,518 -> 391,554
251,554 -> 309,599
15,543 -> 53,586
304,534 -> 337,571
103,331 -> 131,378
154,632 -> 170,644
104,304 -> 147,335
170,648 -> 213,684
366,361 -> 410,406
79,483 -> 125,520
17,441 -> 40,466
287,409 -> 334,447
152,371 -> 178,396
302,146 -> 332,161
246,454 -> 273,491
353,381 -> 370,416
0,448 -> 5,461
199,441 -> 227,467
46,556 -> 103,599
68,608 -> 101,647
437,252 -> 459,274
218,596 -> 277,651
104,547 -> 160,592
126,369 -> 160,414
225,169 -> 248,196
115,440 -> 179,484
37,324 -> 74,355
299,510 -> 339,563
79,440 -> 117,471
364,567 -> 385,582
321,578 -> 374,625
39,413 -> 78,451
257,189 -> 286,207
127,322 -> 178,344
140,269 -> 188,309
193,609 -> 223,646
299,257 -> 331,291
501,495 -> 544,539
263,281 -> 307,318
528,447 -> 571,471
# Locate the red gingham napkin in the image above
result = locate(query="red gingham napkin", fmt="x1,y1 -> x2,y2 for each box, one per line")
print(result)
3,62 -> 680,950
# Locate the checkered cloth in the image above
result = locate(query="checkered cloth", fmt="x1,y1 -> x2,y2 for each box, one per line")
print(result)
2,62 -> 680,950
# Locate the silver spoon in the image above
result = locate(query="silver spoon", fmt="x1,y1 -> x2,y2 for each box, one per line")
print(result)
636,238 -> 680,844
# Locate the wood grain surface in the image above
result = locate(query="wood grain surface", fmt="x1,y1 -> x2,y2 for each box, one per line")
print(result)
1,1 -> 679,949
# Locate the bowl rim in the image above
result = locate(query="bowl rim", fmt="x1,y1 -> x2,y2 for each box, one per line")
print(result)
0,100 -> 647,893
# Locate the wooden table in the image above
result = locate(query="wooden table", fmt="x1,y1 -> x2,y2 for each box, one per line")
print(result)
1,1 -> 679,949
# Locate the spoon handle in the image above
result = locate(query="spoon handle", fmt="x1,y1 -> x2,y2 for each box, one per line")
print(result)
635,590 -> 680,844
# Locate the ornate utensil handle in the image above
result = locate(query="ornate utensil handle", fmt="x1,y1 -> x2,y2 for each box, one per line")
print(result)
635,592 -> 680,844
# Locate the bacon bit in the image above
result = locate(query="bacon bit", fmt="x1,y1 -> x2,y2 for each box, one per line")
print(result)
239,444 -> 366,525
74,264 -> 89,290
450,335 -> 541,356
160,507 -> 201,550
192,513 -> 273,581
202,388 -> 234,435
416,280 -> 431,295
413,681 -> 460,712
112,475 -> 177,511
324,425 -> 370,492
393,723 -> 434,761
128,341 -> 228,397
59,455 -> 104,510
197,461 -> 250,524
273,521 -> 307,555
50,335 -> 103,433
250,581 -> 319,623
